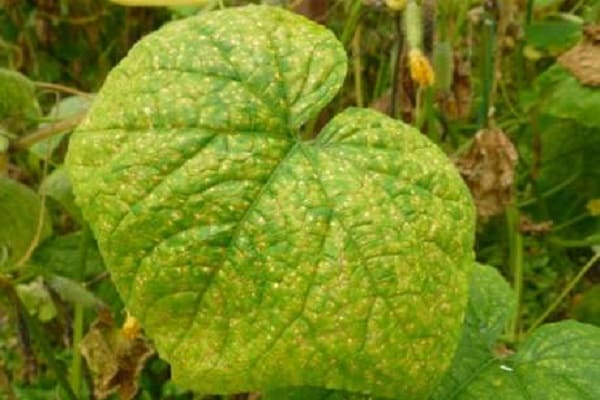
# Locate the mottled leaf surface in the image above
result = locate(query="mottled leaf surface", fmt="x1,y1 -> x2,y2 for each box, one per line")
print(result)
66,5 -> 475,398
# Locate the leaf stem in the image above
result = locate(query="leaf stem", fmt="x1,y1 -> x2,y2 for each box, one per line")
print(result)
69,226 -> 91,397
34,82 -> 93,100
390,12 -> 402,118
479,10 -> 496,128
340,0 -> 363,47
527,253 -> 600,335
11,112 -> 86,151
506,206 -> 523,342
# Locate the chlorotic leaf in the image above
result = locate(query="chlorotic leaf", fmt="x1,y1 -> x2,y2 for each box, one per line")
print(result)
450,321 -> 600,400
66,5 -> 475,399
0,177 -> 52,269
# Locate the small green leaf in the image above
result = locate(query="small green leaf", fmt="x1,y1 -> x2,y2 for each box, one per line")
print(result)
0,177 -> 52,269
536,65 -> 600,128
66,5 -> 475,398
40,167 -> 82,221
46,275 -> 104,309
525,19 -> 582,54
31,231 -> 105,280
15,277 -> 57,322
570,284 -> 600,326
30,95 -> 92,160
0,68 -> 41,134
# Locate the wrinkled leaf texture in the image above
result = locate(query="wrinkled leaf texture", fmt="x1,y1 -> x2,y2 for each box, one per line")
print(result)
66,5 -> 476,399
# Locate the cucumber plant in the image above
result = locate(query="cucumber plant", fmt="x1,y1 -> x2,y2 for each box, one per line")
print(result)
65,5 -> 600,399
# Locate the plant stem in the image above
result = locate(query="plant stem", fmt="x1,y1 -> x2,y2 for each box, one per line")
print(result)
341,0 -> 363,47
479,10 -> 496,128
69,226 -> 91,397
527,253 -> 600,334
390,13 -> 402,118
11,112 -> 86,151
34,82 -> 93,99
506,206 -> 523,342
352,23 -> 364,107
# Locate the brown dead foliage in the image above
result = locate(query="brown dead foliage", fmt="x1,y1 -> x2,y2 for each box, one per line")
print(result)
80,309 -> 154,400
558,25 -> 600,87
437,52 -> 472,120
519,215 -> 553,235
456,128 -> 518,218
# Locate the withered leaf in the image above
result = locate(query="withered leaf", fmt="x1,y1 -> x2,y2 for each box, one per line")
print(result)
80,309 -> 154,400
519,215 -> 553,235
558,25 -> 600,87
456,128 -> 518,218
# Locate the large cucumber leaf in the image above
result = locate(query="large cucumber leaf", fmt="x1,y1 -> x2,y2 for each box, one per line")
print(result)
66,5 -> 475,398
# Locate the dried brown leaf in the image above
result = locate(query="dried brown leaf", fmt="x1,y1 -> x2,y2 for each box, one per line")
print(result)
438,52 -> 472,120
558,25 -> 600,87
80,309 -> 154,400
456,128 -> 518,218
519,215 -> 553,235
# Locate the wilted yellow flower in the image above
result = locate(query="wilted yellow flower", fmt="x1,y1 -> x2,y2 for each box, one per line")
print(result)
385,0 -> 406,11
409,48 -> 435,87
122,312 -> 141,339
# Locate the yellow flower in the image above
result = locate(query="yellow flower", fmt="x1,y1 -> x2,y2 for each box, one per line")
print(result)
409,48 -> 435,87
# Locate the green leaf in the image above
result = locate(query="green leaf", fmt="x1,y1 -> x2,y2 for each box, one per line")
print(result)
30,95 -> 92,160
535,64 -> 600,128
40,167 -> 82,221
66,5 -> 475,398
0,177 -> 52,269
451,321 -> 600,400
263,264 -> 515,400
15,277 -> 57,322
525,19 -> 582,53
31,231 -> 105,280
46,274 -> 104,309
431,263 -> 516,399
570,284 -> 600,326
0,68 -> 41,134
